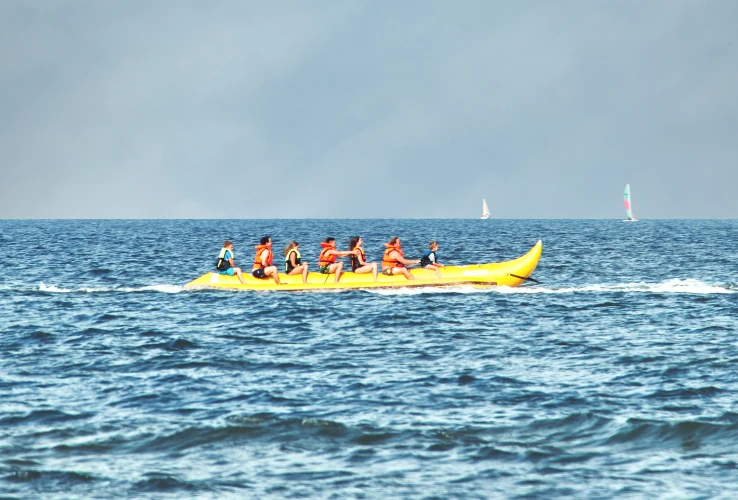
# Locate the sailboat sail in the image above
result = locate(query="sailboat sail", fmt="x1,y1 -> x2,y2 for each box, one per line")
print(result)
623,184 -> 635,221
481,199 -> 490,219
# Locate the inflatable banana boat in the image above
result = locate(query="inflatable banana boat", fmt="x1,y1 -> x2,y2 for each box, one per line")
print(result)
185,240 -> 542,292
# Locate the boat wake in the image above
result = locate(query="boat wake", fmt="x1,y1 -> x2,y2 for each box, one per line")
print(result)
368,285 -> 492,296
367,279 -> 736,296
1,279 -> 731,296
498,278 -> 735,295
35,283 -> 185,294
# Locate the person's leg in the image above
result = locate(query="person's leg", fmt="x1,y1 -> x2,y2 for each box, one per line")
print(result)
395,267 -> 414,280
288,264 -> 308,283
331,262 -> 344,282
265,265 -> 281,284
296,264 -> 309,283
356,264 -> 378,282
234,267 -> 245,284
427,264 -> 441,279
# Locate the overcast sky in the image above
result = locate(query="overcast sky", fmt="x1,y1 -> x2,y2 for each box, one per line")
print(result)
1,1 -> 736,219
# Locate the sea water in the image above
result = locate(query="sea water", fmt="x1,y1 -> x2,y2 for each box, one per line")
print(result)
1,219 -> 737,499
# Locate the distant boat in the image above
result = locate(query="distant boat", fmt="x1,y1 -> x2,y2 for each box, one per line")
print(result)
623,184 -> 638,222
481,199 -> 491,219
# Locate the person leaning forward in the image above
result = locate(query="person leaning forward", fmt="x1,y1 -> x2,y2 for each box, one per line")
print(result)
216,240 -> 245,284
252,236 -> 281,284
381,236 -> 420,280
318,237 -> 354,283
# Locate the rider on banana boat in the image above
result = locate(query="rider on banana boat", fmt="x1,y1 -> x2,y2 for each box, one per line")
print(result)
215,240 -> 245,284
318,237 -> 354,283
349,236 -> 378,282
284,241 -> 309,284
381,237 -> 420,280
420,240 -> 444,279
252,236 -> 280,284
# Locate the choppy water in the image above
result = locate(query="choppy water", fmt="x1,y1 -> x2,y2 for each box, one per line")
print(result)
1,219 -> 737,499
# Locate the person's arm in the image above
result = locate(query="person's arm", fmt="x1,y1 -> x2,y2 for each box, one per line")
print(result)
227,250 -> 235,267
290,252 -> 297,267
356,250 -> 366,266
392,250 -> 419,266
260,250 -> 269,267
431,253 -> 444,267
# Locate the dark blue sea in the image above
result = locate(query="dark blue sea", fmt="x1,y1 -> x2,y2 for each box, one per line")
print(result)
2,219 -> 737,499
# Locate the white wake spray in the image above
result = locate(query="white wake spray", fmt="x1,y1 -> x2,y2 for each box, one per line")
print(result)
367,279 -> 735,296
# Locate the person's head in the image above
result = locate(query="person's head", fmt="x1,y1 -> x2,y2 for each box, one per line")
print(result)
429,240 -> 438,251
223,240 -> 233,249
325,237 -> 336,247
284,241 -> 298,256
389,236 -> 400,247
260,236 -> 271,246
349,236 -> 361,250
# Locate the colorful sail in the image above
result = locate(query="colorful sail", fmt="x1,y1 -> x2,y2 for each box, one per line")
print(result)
623,184 -> 634,220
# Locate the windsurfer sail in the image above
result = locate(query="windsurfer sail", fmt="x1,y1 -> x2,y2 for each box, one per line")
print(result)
623,184 -> 638,222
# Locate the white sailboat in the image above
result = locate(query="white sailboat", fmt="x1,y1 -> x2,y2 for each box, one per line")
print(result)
622,184 -> 638,222
481,199 -> 491,219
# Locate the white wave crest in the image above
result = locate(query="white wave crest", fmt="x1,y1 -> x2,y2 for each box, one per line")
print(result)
39,283 -> 73,293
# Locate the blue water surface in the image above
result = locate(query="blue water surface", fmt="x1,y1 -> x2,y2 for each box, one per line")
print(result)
1,219 -> 737,499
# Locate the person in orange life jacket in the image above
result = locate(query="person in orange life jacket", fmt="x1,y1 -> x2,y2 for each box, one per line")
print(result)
252,236 -> 280,284
216,240 -> 245,284
284,241 -> 309,284
318,237 -> 354,283
349,236 -> 378,282
381,236 -> 420,280
420,240 -> 444,279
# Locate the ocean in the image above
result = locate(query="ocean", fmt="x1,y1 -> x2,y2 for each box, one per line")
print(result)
1,219 -> 737,499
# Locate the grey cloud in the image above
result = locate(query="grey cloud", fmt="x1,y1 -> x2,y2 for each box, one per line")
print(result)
1,0 -> 736,218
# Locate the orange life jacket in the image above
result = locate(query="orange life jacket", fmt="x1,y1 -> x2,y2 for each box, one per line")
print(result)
252,245 -> 273,270
318,242 -> 336,266
382,243 -> 403,269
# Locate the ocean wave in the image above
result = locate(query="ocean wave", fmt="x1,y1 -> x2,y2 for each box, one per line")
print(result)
133,473 -> 217,494
604,417 -> 738,452
5,469 -> 96,485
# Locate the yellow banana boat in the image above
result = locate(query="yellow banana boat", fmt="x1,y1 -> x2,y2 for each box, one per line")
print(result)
184,240 -> 542,292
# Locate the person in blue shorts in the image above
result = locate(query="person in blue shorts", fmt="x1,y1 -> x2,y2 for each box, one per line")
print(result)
215,240 -> 245,284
